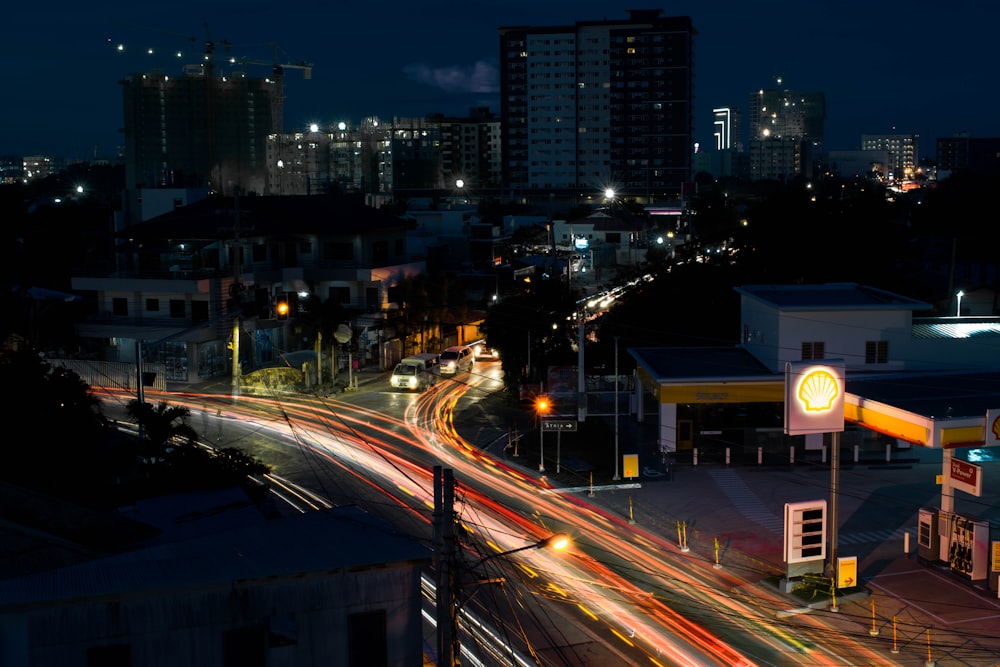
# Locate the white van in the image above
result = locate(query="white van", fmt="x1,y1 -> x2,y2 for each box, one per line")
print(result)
389,353 -> 439,391
439,345 -> 474,375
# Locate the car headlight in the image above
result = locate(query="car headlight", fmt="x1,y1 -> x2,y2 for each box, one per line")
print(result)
408,377 -> 417,388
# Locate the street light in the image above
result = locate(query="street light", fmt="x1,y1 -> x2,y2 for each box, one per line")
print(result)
470,532 -> 571,570
440,527 -> 571,666
956,290 -> 964,317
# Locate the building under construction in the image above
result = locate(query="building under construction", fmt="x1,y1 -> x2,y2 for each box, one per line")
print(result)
120,42 -> 310,205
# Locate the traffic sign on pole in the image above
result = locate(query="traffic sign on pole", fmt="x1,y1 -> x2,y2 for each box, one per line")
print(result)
542,419 -> 577,432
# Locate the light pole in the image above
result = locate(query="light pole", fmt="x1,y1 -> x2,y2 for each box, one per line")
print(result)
613,335 -> 620,481
536,395 -> 550,473
434,464 -> 569,667
956,290 -> 964,317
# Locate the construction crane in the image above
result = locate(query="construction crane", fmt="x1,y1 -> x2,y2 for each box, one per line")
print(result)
228,42 -> 313,132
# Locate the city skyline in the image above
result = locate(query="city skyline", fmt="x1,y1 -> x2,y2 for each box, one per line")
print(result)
5,1 -> 997,160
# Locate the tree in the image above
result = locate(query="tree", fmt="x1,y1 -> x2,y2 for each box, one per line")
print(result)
125,400 -> 198,463
483,270 -> 577,399
0,348 -> 109,491
124,399 -> 271,494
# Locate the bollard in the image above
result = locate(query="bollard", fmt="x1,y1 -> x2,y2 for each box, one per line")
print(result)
713,537 -> 721,568
725,447 -> 730,466
693,448 -> 698,466
628,497 -> 636,525
853,444 -> 859,463
789,446 -> 795,465
821,445 -> 827,464
904,531 -> 910,555
886,443 -> 892,462
757,446 -> 763,465
869,598 -> 879,635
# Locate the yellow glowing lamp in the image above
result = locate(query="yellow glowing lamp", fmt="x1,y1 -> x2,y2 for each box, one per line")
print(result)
276,299 -> 290,320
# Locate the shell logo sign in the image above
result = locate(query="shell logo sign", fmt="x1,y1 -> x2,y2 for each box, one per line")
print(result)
797,369 -> 839,412
984,409 -> 1000,447
785,360 -> 845,435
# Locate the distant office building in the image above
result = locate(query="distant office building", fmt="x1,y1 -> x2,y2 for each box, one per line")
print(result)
861,134 -> 918,180
265,109 -> 502,203
21,155 -> 63,182
937,133 -> 1000,176
825,150 -> 890,180
747,78 -> 824,181
121,59 -> 284,200
0,155 -> 23,184
424,107 -> 502,194
713,107 -> 743,152
748,137 -> 805,182
267,120 -> 369,197
706,106 -> 744,179
499,9 -> 694,201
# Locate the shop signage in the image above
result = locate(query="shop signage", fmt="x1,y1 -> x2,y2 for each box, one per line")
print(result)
984,409 -> 1000,446
950,458 -> 982,497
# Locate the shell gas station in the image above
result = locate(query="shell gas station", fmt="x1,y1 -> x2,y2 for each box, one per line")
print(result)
627,283 -> 1000,593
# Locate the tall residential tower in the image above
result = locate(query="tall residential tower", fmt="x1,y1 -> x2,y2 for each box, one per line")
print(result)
499,9 -> 694,201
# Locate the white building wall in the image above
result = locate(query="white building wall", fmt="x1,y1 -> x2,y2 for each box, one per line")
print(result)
776,309 -> 910,372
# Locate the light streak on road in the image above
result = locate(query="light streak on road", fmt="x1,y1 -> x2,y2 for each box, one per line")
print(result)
96,377 -> 910,666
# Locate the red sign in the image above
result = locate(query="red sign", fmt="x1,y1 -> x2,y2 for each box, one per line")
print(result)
950,458 -> 982,497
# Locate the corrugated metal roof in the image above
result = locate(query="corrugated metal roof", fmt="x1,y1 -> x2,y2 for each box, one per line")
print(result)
735,283 -> 932,311
911,318 -> 1000,339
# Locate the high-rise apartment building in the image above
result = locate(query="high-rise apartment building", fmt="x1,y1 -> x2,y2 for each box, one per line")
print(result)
861,134 -> 919,180
426,107 -> 502,193
499,9 -> 694,201
264,109 -> 502,203
121,61 -> 283,200
713,107 -> 743,152
747,79 -> 825,181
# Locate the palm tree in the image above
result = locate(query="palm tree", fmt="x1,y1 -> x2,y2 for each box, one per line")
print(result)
125,400 -> 198,464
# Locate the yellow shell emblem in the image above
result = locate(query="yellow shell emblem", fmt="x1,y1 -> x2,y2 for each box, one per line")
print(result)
797,370 -> 839,412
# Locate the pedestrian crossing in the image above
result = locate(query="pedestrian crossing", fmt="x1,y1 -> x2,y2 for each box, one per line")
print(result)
707,469 -> 910,545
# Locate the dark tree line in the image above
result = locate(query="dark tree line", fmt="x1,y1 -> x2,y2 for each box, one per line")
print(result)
0,347 -> 269,507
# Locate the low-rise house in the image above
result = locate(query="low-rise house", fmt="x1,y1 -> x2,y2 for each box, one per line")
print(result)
71,193 -> 420,386
0,497 -> 431,667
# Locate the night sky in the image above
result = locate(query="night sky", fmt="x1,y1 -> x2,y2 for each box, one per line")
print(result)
5,1 -> 996,160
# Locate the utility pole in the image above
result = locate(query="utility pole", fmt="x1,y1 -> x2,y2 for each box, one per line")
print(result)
434,466 -> 457,667
613,335 -> 620,481
230,194 -> 243,401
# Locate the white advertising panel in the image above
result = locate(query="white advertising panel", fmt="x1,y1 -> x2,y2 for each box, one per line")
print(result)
784,360 -> 845,436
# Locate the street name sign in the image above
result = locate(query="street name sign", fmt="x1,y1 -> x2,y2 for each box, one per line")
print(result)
542,419 -> 577,432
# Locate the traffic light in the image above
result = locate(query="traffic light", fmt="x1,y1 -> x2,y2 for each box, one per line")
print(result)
784,500 -> 827,564
276,296 -> 290,320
